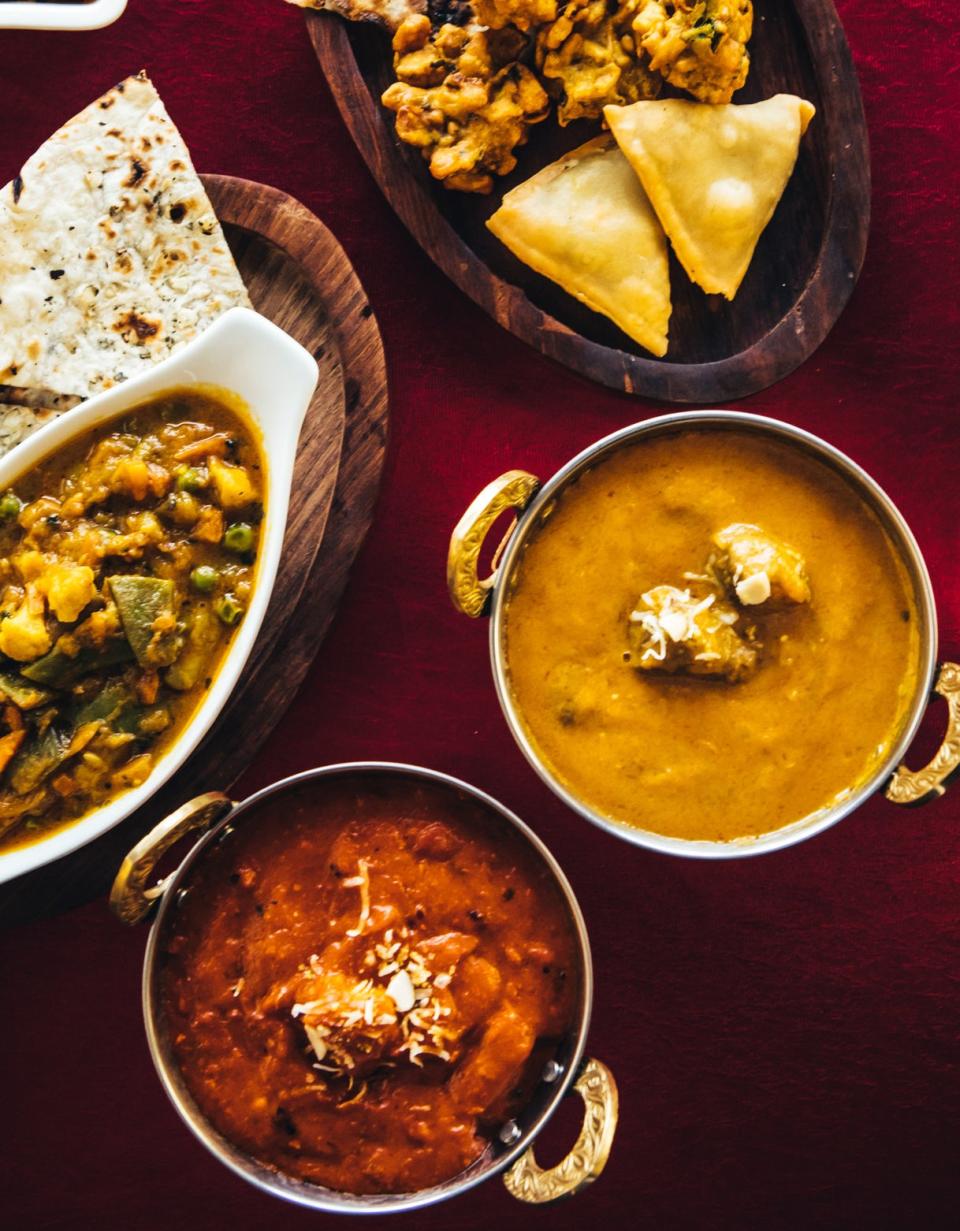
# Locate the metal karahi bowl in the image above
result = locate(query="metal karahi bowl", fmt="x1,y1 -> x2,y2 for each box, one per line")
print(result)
448,410 -> 958,859
110,762 -> 618,1214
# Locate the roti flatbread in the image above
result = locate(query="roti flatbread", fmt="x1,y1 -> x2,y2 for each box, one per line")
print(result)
605,94 -> 815,299
487,137 -> 671,357
284,0 -> 426,31
0,71 -> 250,424
0,404 -> 59,455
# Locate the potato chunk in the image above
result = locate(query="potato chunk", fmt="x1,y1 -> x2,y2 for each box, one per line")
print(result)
713,523 -> 810,606
208,457 -> 258,509
627,583 -> 757,682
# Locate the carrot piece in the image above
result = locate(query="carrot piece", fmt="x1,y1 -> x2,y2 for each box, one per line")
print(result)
51,773 -> 78,797
0,729 -> 26,776
136,670 -> 160,706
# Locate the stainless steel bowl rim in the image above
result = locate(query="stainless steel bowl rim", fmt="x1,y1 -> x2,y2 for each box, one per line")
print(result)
488,409 -> 938,860
140,760 -> 594,1214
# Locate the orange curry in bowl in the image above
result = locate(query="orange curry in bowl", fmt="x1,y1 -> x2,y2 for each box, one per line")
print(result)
502,429 -> 923,843
158,774 -> 579,1195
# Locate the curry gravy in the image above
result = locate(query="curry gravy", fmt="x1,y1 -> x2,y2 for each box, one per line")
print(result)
159,774 -> 579,1194
503,430 -> 922,843
0,389 -> 264,853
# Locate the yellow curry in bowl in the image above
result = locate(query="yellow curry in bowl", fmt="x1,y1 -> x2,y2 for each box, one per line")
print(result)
501,428 -> 923,844
0,389 -> 263,853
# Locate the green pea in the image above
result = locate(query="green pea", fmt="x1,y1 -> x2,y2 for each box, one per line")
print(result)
176,466 -> 208,492
190,565 -> 218,594
216,594 -> 244,626
0,491 -> 23,520
223,522 -> 254,553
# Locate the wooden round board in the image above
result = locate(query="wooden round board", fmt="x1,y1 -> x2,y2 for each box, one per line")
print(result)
0,175 -> 388,926
308,0 -> 870,404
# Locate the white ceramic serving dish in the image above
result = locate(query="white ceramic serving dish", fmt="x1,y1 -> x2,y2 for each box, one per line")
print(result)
0,0 -> 126,31
0,307 -> 318,884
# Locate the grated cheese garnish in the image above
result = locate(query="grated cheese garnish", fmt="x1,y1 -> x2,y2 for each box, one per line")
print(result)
343,859 -> 371,937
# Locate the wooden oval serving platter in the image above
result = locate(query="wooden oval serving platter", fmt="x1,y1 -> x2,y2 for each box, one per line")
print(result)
0,175 -> 388,925
308,0 -> 869,403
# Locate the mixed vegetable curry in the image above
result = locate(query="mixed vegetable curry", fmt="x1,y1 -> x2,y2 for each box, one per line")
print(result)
0,388 -> 263,852
503,429 -> 922,843
159,773 -> 579,1194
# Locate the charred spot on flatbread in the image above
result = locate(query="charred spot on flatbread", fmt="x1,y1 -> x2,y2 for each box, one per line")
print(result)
125,158 -> 148,188
113,311 -> 162,345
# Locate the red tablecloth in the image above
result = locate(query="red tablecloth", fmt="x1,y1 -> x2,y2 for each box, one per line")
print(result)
1,2 -> 958,1227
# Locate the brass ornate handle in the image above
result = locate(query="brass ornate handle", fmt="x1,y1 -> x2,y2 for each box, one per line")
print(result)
886,662 -> 960,805
502,1057 -> 619,1204
447,470 -> 540,617
109,792 -> 233,924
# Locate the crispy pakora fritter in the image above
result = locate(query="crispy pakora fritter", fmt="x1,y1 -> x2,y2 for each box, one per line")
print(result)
382,16 -> 550,193
536,0 -> 661,127
472,0 -> 558,31
632,0 -> 752,104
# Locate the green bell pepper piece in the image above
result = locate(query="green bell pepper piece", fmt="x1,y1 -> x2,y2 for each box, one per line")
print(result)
74,682 -> 135,727
165,602 -> 221,692
108,575 -> 180,668
21,638 -> 134,688
114,703 -> 172,740
0,670 -> 55,710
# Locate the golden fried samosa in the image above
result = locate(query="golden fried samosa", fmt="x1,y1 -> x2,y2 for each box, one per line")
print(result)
487,137 -> 670,356
605,94 -> 815,299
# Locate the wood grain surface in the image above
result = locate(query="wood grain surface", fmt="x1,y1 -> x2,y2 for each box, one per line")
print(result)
0,175 -> 388,927
308,0 -> 870,403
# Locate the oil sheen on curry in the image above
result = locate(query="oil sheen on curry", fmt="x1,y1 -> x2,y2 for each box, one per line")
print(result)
503,430 -> 922,842
0,388 -> 263,852
159,776 -> 578,1194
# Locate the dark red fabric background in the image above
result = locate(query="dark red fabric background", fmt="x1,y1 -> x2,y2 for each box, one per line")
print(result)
1,2 -> 958,1227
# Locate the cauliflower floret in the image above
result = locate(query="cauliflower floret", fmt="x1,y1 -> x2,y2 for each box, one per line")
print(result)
36,562 -> 97,624
382,18 -> 549,193
11,550 -> 45,584
633,0 -> 752,104
537,0 -> 661,125
0,585 -> 52,662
